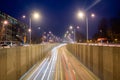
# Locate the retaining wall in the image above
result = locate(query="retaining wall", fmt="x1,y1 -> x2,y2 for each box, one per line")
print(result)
66,43 -> 120,80
0,44 -> 57,80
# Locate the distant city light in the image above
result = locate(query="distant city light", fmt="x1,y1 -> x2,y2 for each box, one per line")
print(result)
3,20 -> 8,25
38,27 -> 40,29
72,31 -> 74,34
49,31 -> 52,34
66,31 -> 69,34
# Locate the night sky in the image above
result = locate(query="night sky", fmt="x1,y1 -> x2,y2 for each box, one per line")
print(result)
0,0 -> 120,38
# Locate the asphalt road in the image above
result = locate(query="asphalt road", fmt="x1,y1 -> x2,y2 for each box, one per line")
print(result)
20,44 -> 99,80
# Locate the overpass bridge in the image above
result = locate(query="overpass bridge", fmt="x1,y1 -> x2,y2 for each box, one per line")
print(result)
0,43 -> 120,80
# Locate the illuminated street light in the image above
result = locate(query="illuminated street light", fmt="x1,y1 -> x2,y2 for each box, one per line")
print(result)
22,15 -> 26,19
29,11 -> 41,44
67,25 -> 80,42
66,31 -> 69,34
77,11 -> 85,19
38,27 -> 41,30
77,11 -> 95,42
72,31 -> 74,34
49,31 -> 52,34
32,12 -> 41,20
69,26 -> 73,30
91,13 -> 95,18
28,28 -> 31,32
77,26 -> 79,29
23,11 -> 41,44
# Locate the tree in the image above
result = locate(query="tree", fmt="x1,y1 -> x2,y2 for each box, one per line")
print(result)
97,18 -> 108,38
110,18 -> 120,42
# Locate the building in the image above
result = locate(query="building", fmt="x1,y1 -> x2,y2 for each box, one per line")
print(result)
0,11 -> 28,44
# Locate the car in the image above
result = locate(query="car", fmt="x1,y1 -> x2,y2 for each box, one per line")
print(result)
1,44 -> 10,48
0,41 -> 17,48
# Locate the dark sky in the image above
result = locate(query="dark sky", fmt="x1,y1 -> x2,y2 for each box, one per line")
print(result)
0,0 -> 120,38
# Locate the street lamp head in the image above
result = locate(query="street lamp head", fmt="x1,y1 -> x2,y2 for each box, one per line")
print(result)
91,13 -> 95,18
77,11 -> 85,19
28,28 -> 31,32
32,12 -> 41,20
38,27 -> 41,30
69,26 -> 73,30
49,31 -> 52,34
66,31 -> 69,34
72,31 -> 74,34
44,32 -> 46,34
22,15 -> 26,19
77,26 -> 80,29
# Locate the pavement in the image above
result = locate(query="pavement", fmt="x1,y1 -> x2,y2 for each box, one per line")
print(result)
20,44 -> 99,80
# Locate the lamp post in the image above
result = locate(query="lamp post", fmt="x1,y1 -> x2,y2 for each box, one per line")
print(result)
86,17 -> 88,42
77,11 -> 95,42
69,26 -> 80,42
23,11 -> 41,44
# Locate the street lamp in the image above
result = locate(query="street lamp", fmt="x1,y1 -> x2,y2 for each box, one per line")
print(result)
77,11 -> 85,19
23,11 -> 41,44
30,12 -> 41,44
69,25 -> 80,42
77,11 -> 95,42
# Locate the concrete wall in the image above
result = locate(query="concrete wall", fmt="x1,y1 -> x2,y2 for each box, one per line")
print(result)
66,43 -> 120,80
0,44 -> 57,80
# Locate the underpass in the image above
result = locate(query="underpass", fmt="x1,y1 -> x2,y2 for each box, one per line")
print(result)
20,44 -> 99,80
0,43 -> 119,80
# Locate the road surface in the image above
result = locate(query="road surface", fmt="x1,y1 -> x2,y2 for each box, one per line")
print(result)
20,44 -> 99,80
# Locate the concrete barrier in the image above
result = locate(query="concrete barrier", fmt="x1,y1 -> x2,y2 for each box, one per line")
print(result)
66,43 -> 120,80
0,44 -> 57,80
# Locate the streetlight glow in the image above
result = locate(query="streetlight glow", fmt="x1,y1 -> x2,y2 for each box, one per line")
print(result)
91,13 -> 95,18
66,31 -> 69,34
72,31 -> 74,34
32,12 -> 41,20
77,11 -> 85,19
28,29 -> 31,32
22,15 -> 26,19
76,10 -> 95,42
77,26 -> 80,29
69,26 -> 73,30
49,31 -> 52,34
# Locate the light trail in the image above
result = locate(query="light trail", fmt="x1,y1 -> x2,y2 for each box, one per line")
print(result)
33,59 -> 48,80
20,43 -> 99,80
23,44 -> 66,80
